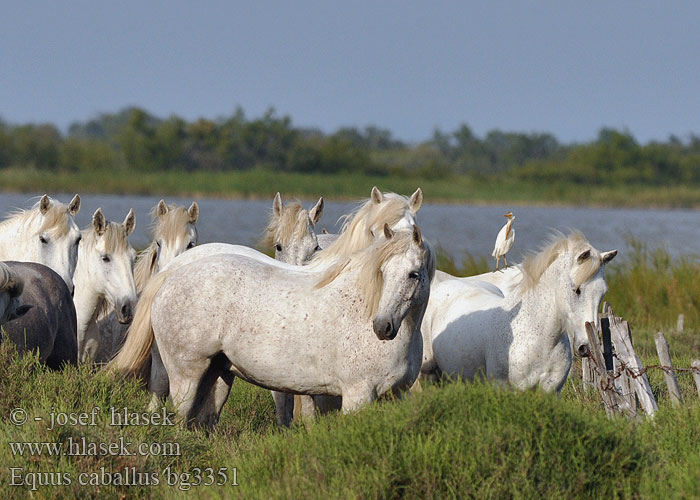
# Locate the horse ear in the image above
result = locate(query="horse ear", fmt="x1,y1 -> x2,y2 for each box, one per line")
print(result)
413,224 -> 423,245
371,186 -> 383,204
188,201 -> 199,223
409,188 -> 423,213
123,208 -> 136,236
576,249 -> 591,264
92,208 -> 107,236
602,250 -> 618,264
157,200 -> 168,217
39,195 -> 51,215
69,194 -> 81,215
273,192 -> 283,217
309,197 -> 324,226
383,223 -> 394,240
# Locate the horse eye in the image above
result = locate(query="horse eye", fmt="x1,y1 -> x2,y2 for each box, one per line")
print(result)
75,235 -> 82,246
275,244 -> 282,252
575,288 -> 581,296
156,241 -> 161,248
409,271 -> 420,280
102,255 -> 111,263
39,235 -> 48,244
187,242 -> 194,250
314,245 -> 321,252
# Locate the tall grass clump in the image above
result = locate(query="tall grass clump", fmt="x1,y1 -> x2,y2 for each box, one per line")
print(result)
604,238 -> 700,330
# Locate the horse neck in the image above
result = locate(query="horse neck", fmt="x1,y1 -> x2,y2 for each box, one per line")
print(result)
510,258 -> 567,348
0,216 -> 33,260
134,243 -> 157,293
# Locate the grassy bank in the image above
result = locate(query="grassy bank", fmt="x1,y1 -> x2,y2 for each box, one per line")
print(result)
1,342 -> 699,500
2,246 -> 700,499
3,167 -> 700,207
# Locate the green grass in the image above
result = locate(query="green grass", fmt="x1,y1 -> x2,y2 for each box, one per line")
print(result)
3,244 -> 700,499
1,343 -> 699,500
3,166 -> 700,207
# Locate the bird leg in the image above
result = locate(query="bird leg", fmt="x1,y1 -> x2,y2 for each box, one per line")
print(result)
504,255 -> 508,269
494,256 -> 500,272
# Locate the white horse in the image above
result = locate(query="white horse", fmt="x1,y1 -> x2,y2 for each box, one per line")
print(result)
421,232 -> 617,393
73,208 -> 138,363
0,194 -> 81,290
134,200 -> 199,293
260,193 -> 323,265
90,200 -> 199,364
111,186 -> 424,426
112,225 -> 435,429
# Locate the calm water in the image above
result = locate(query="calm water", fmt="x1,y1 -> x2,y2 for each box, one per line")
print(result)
1,192 -> 698,263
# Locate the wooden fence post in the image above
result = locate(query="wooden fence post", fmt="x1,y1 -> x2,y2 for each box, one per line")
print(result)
692,360 -> 700,398
581,357 -> 594,388
585,322 -> 618,416
677,313 -> 684,332
606,307 -> 657,416
654,331 -> 683,407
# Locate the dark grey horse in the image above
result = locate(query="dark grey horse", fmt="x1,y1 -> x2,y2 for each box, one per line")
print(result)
1,262 -> 78,368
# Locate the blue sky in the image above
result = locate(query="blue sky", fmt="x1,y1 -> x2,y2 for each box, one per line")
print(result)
2,1 -> 699,143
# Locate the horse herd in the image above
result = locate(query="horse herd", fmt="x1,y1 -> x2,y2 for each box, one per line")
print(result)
0,188 -> 617,430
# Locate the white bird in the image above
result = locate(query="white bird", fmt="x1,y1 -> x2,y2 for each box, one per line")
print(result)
492,211 -> 515,271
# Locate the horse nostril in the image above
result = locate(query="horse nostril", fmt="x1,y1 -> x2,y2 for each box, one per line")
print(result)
384,322 -> 392,335
119,303 -> 133,323
70,286 -> 75,298
578,344 -> 590,358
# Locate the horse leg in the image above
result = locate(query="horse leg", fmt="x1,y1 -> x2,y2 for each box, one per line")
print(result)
147,342 -> 170,412
271,391 -> 294,427
297,395 -> 316,425
341,385 -> 376,414
168,370 -> 201,429
196,369 -> 234,430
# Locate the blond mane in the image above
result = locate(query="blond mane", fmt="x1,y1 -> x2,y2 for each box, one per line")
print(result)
1,198 -> 73,238
312,193 -> 414,264
315,230 -> 435,319
518,231 -> 602,294
259,201 -> 311,249
135,204 -> 197,291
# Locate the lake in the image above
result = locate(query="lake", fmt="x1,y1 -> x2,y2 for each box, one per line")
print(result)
1,192 -> 698,263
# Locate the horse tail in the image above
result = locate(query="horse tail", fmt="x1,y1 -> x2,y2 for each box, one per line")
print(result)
107,269 -> 171,379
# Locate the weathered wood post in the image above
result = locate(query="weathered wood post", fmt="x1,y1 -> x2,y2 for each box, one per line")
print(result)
606,305 -> 657,416
654,331 -> 683,407
692,360 -> 700,398
677,313 -> 684,332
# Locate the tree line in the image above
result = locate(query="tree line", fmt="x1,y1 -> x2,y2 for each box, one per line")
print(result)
2,106 -> 700,185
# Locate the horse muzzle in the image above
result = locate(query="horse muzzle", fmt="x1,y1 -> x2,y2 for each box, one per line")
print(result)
373,316 -> 397,341
116,301 -> 134,324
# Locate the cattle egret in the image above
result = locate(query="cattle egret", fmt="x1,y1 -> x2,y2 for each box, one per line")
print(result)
492,212 -> 515,271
